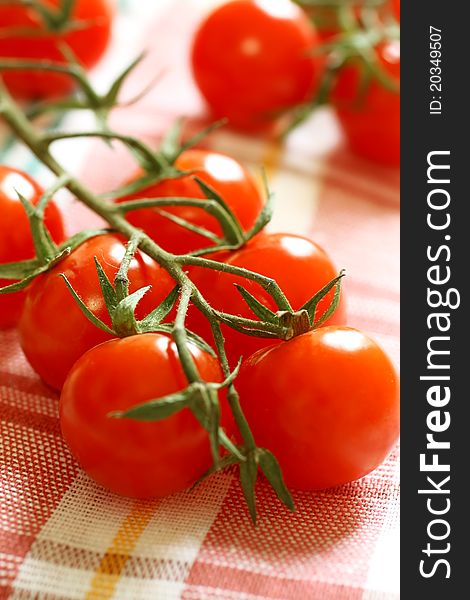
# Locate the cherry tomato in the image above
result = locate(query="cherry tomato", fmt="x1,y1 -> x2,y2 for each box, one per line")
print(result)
237,326 -> 400,490
60,333 -> 230,498
19,233 -> 174,390
0,0 -> 113,100
191,0 -> 321,131
187,233 -> 347,366
0,166 -> 65,329
333,41 -> 400,166
119,149 -> 265,255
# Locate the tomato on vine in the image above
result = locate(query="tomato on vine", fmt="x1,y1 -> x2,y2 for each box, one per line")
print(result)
191,0 -> 321,131
237,326 -> 400,490
60,333 -> 230,498
19,233 -> 174,390
332,40 -> 400,166
119,149 -> 265,255
0,0 -> 113,100
0,165 -> 65,329
187,233 -> 347,365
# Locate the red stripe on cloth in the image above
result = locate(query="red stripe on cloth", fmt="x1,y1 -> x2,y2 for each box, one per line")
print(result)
0,402 -> 61,436
0,380 -> 79,597
0,371 -> 57,401
0,530 -> 35,557
183,567 -> 364,600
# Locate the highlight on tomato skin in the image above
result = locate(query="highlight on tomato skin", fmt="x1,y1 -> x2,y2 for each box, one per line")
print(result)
191,0 -> 322,132
0,165 -> 65,330
118,149 -> 265,255
0,0 -> 114,100
59,333 -> 231,499
18,233 -> 175,390
236,326 -> 400,491
187,232 -> 347,366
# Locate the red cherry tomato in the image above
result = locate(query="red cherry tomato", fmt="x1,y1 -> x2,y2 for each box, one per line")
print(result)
19,233 -> 174,390
0,166 -> 65,329
237,326 -> 400,490
333,41 -> 400,166
392,0 -> 400,20
187,233 -> 347,365
0,0 -> 113,100
60,333 -> 230,498
119,149 -> 265,255
191,0 -> 321,131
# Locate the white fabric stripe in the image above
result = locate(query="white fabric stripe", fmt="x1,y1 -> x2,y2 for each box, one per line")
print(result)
112,576 -> 184,600
10,562 -> 94,599
132,473 -> 233,564
11,471 -> 232,597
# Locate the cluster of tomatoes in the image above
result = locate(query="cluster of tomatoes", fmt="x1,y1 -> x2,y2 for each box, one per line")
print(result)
0,0 -> 400,166
0,0 -> 400,503
1,149 -> 399,499
191,0 -> 400,165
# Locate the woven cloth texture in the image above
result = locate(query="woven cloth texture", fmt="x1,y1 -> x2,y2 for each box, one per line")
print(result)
0,2 -> 400,599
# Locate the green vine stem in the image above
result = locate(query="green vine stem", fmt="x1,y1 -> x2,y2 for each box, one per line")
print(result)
0,74 -> 309,519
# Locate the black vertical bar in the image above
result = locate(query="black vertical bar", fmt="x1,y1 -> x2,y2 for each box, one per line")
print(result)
401,2 -> 468,597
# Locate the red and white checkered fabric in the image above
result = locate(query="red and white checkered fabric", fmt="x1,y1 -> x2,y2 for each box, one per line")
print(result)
0,2 -> 400,598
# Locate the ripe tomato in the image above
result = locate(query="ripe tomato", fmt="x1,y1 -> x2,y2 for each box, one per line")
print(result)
60,333 -> 230,498
0,166 -> 65,329
119,149 -> 265,255
0,0 -> 113,100
237,326 -> 400,490
19,233 -> 174,390
191,0 -> 321,131
187,233 -> 347,365
392,0 -> 400,20
333,40 -> 400,166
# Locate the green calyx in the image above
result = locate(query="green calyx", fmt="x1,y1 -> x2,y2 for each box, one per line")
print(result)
230,270 -> 345,341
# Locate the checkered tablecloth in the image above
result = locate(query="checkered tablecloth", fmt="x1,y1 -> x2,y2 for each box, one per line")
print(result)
0,1 -> 400,598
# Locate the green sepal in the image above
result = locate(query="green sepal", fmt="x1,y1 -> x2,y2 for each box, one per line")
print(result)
93,257 -> 119,317
210,358 -> 242,391
0,246 -> 71,294
190,453 -> 240,491
105,170 -> 185,201
159,117 -> 185,161
27,0 -> 76,32
157,209 -> 223,244
16,190 -> 57,263
105,52 -> 146,106
59,274 -> 115,335
0,263 -> 49,294
216,313 -> 281,340
258,449 -> 295,512
245,171 -> 274,240
239,456 -> 258,524
0,258 -> 40,281
138,285 -> 180,330
312,270 -> 345,328
111,286 -> 151,337
194,177 -> 244,244
110,391 -> 189,422
300,270 -> 345,325
234,284 -> 278,324
57,228 -> 111,254
171,119 -> 227,162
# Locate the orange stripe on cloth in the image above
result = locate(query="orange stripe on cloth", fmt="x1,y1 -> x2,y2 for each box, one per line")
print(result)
84,500 -> 158,600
